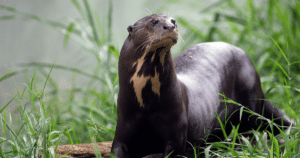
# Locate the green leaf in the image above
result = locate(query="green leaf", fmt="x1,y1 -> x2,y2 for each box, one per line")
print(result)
200,0 -> 227,13
268,132 -> 280,158
30,69 -> 38,91
0,5 -> 94,41
0,5 -> 16,12
231,124 -> 240,151
71,0 -> 84,18
239,106 -> 244,121
205,144 -> 212,158
0,15 -> 15,20
270,58 -> 289,78
63,22 -> 75,47
222,13 -> 246,25
107,0 -> 113,43
214,112 -> 228,140
41,62 -> 55,97
20,62 -> 105,83
1,111 -> 7,138
176,17 -> 205,39
83,0 -> 100,46
295,132 -> 300,155
0,67 -> 17,82
92,136 -> 102,158
241,136 -> 253,155
113,74 -> 119,85
95,11 -> 106,45
0,116 -> 25,148
271,38 -> 289,64
64,129 -> 74,145
165,151 -> 174,158
213,142 -> 240,157
282,140 -> 299,158
0,96 -> 16,114
108,45 -> 119,58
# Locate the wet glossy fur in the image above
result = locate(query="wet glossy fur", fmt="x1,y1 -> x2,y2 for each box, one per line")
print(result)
112,14 -> 291,158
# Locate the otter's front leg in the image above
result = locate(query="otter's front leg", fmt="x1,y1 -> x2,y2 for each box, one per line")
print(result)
112,116 -> 137,158
157,111 -> 188,158
111,141 -> 130,158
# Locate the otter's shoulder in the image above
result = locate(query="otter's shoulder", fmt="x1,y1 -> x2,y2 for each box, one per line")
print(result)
175,42 -> 248,62
174,42 -> 250,73
190,42 -> 246,55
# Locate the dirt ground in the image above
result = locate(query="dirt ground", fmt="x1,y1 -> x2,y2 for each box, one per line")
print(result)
54,141 -> 163,158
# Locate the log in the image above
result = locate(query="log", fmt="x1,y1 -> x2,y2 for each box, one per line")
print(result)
54,141 -> 163,158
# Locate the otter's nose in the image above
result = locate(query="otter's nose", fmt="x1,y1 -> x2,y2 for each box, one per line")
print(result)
163,18 -> 176,31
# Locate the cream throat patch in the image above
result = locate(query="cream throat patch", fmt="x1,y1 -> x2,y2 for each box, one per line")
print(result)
130,46 -> 168,107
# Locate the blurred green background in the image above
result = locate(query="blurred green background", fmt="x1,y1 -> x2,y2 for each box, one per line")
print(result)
0,0 -> 299,157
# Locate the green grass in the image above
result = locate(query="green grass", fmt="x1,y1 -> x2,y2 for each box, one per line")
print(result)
0,0 -> 299,157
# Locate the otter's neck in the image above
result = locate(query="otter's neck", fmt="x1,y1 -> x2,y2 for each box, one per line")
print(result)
120,46 -> 177,108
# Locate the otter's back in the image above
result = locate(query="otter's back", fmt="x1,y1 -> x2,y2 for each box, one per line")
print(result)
174,42 -> 247,140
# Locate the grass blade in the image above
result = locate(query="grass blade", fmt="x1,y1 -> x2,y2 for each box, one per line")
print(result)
0,96 -> 16,114
1,116 -> 25,148
268,132 -> 280,158
0,67 -> 17,82
92,136 -> 102,158
231,124 -> 240,151
282,139 -> 299,158
241,136 -> 253,156
107,0 -> 113,43
267,0 -> 274,31
30,69 -> 38,91
206,12 -> 220,41
176,17 -> 205,39
0,5 -> 94,41
71,0 -> 85,18
64,129 -> 74,146
108,46 -> 119,58
271,38 -> 289,64
41,62 -> 55,97
83,0 -> 100,46
205,144 -> 212,158
94,11 -> 106,45
200,0 -> 227,13
295,132 -> 300,155
63,22 -> 75,47
20,62 -> 105,83
0,15 -> 15,20
1,111 -> 7,138
270,58 -> 289,78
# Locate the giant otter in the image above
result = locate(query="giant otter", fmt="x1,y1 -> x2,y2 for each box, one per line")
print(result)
111,14 -> 292,158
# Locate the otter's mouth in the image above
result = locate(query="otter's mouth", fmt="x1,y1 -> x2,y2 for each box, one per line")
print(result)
165,31 -> 178,43
153,35 -> 178,45
162,36 -> 178,43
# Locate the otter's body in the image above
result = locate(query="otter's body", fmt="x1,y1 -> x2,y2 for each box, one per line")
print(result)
112,14 -> 291,158
175,42 -> 291,145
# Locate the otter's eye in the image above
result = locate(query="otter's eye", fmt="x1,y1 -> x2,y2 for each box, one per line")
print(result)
151,20 -> 159,26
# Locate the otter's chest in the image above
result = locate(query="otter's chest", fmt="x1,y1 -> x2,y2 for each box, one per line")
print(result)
130,47 -> 169,107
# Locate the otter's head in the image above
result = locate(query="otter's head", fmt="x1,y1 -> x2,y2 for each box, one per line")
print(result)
127,14 -> 178,52
119,14 -> 179,108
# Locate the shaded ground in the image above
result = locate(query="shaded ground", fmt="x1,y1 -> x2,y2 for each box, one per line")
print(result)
54,141 -> 162,158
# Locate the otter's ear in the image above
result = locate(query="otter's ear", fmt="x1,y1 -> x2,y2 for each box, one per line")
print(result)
127,25 -> 134,33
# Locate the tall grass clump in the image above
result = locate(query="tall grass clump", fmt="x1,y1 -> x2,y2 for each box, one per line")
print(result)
0,66 -> 61,157
1,0 -> 118,157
